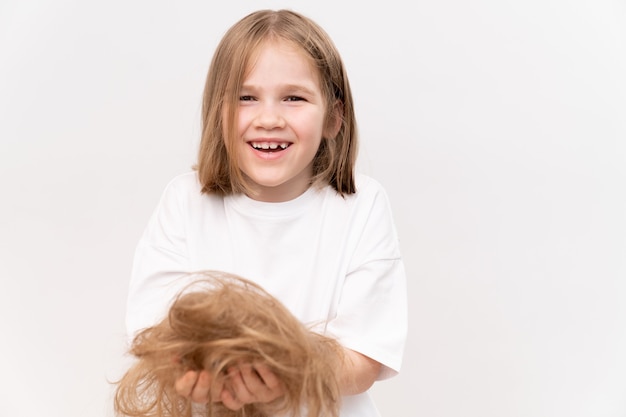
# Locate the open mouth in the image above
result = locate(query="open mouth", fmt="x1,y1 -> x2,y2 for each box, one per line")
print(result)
249,141 -> 291,152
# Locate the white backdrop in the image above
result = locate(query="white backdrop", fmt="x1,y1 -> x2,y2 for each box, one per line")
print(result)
1,1 -> 625,416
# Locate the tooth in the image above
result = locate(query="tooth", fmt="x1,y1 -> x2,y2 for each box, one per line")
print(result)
261,143 -> 270,149
269,143 -> 278,149
280,143 -> 288,149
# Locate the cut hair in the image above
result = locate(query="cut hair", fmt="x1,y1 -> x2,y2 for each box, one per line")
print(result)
114,271 -> 342,417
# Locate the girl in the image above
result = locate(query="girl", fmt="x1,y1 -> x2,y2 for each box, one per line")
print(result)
126,9 -> 407,417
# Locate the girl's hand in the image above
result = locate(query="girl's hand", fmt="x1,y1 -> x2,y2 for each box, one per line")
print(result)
175,369 -> 222,404
174,363 -> 285,410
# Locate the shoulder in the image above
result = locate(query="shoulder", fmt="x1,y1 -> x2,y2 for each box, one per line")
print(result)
350,174 -> 393,208
354,174 -> 388,196
161,171 -> 210,200
162,171 -> 201,194
158,171 -> 223,209
316,174 -> 395,228
316,174 -> 391,211
350,174 -> 399,233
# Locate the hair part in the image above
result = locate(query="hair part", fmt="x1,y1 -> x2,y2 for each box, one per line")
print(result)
195,9 -> 358,197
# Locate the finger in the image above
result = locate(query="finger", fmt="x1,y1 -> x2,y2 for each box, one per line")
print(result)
253,363 -> 282,391
237,363 -> 284,403
175,370 -> 198,398
227,366 -> 256,403
190,370 -> 212,404
210,372 -> 226,403
237,364 -> 266,399
220,379 -> 244,411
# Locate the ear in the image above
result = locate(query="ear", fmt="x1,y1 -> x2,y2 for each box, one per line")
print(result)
324,100 -> 343,139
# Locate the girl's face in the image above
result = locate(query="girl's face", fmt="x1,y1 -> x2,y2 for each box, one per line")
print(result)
234,40 -> 328,202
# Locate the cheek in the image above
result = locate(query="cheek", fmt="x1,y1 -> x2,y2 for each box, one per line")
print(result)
236,108 -> 250,131
295,110 -> 326,138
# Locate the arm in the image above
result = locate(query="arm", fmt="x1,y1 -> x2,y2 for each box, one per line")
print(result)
338,347 -> 382,396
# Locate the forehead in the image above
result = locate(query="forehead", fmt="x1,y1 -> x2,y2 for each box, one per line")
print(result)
244,39 -> 320,85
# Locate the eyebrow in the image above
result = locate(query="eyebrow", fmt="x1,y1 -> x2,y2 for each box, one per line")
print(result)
240,83 -> 318,96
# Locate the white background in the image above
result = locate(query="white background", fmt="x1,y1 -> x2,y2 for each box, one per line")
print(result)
1,1 -> 625,416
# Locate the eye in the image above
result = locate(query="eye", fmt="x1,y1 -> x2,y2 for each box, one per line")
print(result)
285,96 -> 305,102
239,95 -> 256,101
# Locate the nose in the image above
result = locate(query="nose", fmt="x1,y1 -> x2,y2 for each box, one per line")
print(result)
254,102 -> 285,130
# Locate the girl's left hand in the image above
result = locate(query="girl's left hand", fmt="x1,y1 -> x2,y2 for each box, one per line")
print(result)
175,362 -> 285,410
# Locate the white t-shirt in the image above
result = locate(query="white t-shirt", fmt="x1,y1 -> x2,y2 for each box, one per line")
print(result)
127,171 -> 407,417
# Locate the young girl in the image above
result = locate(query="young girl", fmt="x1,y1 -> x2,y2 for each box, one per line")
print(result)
126,9 -> 407,417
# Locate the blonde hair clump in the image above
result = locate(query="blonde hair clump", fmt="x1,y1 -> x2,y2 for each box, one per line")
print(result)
114,271 -> 342,417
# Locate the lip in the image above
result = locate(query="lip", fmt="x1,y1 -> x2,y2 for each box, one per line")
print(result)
246,138 -> 292,146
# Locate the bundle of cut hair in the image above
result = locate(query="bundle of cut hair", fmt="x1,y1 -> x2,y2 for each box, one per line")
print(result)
114,271 -> 342,417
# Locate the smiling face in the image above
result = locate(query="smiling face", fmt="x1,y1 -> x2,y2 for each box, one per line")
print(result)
233,40 -> 329,202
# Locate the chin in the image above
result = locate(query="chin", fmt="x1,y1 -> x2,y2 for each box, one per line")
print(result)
247,176 -> 284,188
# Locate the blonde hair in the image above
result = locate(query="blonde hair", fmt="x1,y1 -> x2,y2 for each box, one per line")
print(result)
196,9 -> 358,196
114,271 -> 342,417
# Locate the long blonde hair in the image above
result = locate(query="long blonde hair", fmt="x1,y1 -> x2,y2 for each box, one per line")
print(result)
196,9 -> 358,197
114,271 -> 342,417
